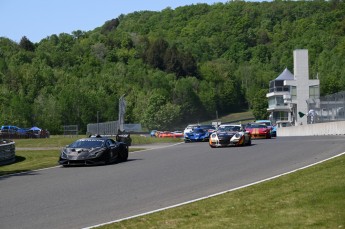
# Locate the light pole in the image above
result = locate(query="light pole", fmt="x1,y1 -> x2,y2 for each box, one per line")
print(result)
118,94 -> 126,132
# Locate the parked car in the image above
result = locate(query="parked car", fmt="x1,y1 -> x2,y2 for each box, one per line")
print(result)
16,128 -> 30,137
184,127 -> 210,142
209,125 -> 251,148
0,125 -> 19,135
245,123 -> 271,139
27,126 -> 50,138
58,135 -> 129,166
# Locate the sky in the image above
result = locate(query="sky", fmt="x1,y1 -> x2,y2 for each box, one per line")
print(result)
0,0 -> 232,43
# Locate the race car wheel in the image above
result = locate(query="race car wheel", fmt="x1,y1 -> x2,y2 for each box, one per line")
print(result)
247,139 -> 252,146
119,146 -> 128,162
104,152 -> 112,164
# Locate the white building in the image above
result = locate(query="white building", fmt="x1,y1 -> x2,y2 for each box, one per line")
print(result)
266,49 -> 320,126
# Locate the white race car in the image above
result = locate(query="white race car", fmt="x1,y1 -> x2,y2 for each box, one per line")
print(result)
209,125 -> 251,148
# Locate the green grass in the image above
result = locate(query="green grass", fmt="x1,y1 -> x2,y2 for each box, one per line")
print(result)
98,154 -> 345,229
0,150 -> 60,176
13,135 -> 182,148
217,110 -> 255,123
13,135 -> 83,148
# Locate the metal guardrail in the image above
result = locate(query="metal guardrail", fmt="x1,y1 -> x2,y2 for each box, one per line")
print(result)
87,121 -> 142,136
0,140 -> 16,165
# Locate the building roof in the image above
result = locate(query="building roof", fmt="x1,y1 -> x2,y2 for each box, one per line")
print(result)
275,68 -> 294,81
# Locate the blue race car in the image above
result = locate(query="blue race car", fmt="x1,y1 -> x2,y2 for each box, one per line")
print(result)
184,127 -> 210,143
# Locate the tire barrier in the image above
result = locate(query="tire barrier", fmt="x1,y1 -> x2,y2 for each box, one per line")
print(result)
0,139 -> 16,165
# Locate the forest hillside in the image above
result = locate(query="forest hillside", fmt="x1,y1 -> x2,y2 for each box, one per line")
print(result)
1,1 -> 345,133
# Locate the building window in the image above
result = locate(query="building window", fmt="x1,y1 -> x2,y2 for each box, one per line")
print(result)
291,86 -> 297,100
276,96 -> 284,106
268,96 -> 284,108
309,85 -> 319,99
273,111 -> 289,121
268,97 -> 275,108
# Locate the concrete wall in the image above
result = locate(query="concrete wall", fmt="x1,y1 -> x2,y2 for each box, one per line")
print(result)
0,140 -> 15,165
277,121 -> 345,136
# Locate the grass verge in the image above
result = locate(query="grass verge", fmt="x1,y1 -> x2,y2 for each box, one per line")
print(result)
98,154 -> 345,229
218,110 -> 255,124
0,150 -> 60,176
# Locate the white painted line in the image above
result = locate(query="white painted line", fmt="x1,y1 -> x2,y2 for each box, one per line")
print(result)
83,151 -> 345,229
130,142 -> 184,153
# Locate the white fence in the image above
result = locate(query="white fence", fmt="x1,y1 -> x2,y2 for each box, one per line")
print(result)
87,121 -> 142,136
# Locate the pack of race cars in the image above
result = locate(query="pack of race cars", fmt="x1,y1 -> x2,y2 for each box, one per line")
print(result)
183,121 -> 275,148
58,121 -> 274,167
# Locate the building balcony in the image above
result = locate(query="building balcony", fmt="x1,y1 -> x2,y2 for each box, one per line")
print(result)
268,86 -> 290,93
267,104 -> 292,112
267,90 -> 290,98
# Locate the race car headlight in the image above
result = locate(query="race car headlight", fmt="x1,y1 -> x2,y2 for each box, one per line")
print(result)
60,149 -> 68,159
235,133 -> 241,138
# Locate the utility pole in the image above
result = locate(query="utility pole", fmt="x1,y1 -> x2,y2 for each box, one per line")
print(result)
97,111 -> 99,135
118,94 -> 126,132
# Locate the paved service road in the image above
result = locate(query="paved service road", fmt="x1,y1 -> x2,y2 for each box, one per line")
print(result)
1,136 -> 345,229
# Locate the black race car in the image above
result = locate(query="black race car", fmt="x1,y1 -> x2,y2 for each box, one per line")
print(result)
58,136 -> 128,166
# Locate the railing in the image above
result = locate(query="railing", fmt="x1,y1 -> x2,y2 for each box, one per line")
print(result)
0,140 -> 15,165
269,86 -> 290,93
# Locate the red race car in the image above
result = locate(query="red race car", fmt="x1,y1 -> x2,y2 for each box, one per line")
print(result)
158,131 -> 174,138
245,123 -> 271,139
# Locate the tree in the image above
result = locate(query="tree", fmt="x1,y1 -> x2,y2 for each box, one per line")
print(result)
19,36 -> 35,52
154,103 -> 181,130
144,38 -> 169,70
251,89 -> 269,120
141,93 -> 167,130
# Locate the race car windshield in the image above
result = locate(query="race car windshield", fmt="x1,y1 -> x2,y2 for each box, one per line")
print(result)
248,124 -> 267,129
219,126 -> 240,132
69,140 -> 104,148
258,122 -> 270,126
193,129 -> 204,133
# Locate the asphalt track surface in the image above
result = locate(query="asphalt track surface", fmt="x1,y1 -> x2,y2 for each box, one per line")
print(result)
1,135 -> 345,229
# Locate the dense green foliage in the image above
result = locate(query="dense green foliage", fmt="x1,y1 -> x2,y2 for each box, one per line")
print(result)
1,1 -> 345,133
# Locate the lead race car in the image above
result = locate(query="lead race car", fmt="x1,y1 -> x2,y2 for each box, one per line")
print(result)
58,135 -> 129,166
209,125 -> 251,148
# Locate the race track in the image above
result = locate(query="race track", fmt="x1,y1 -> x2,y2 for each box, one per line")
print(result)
1,135 -> 344,229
